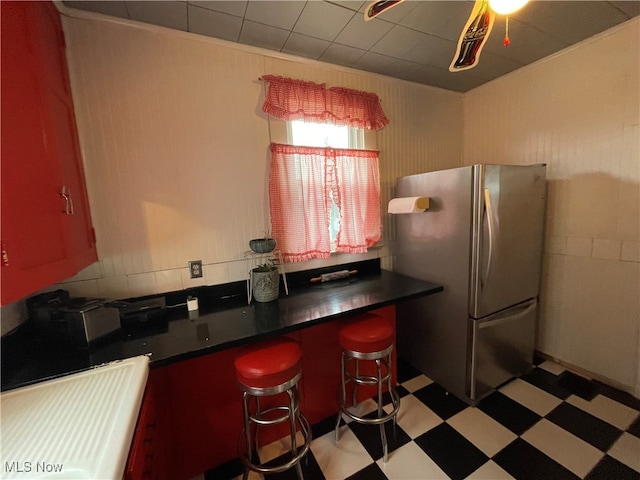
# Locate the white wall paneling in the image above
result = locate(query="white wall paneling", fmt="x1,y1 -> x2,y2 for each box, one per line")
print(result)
463,18 -> 640,394
58,9 -> 463,299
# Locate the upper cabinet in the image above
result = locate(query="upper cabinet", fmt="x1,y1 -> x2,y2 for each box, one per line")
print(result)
1,1 -> 97,305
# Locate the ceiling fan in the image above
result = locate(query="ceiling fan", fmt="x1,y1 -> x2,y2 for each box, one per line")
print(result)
364,0 -> 529,72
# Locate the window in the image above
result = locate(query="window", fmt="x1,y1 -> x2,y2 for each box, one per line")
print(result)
261,75 -> 387,263
288,121 -> 369,251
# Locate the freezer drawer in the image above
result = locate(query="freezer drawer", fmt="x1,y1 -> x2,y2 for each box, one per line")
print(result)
467,299 -> 537,402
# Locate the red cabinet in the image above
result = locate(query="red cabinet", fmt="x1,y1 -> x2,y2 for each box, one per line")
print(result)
124,369 -> 171,480
0,1 -> 96,305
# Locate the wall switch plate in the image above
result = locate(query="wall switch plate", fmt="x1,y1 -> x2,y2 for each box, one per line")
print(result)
188,260 -> 203,279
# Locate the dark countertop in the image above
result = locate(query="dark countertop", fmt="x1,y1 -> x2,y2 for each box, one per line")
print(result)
2,268 -> 442,391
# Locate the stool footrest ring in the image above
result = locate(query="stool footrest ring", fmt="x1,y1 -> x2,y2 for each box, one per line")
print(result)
238,412 -> 311,475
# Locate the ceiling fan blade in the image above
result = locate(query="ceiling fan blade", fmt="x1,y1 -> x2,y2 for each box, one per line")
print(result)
364,0 -> 405,22
449,0 -> 495,72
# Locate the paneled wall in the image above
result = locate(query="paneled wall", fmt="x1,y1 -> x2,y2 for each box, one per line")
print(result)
463,19 -> 640,394
55,10 -> 462,300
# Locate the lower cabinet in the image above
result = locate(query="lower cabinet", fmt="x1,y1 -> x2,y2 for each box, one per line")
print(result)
124,369 -> 170,480
125,305 -> 396,480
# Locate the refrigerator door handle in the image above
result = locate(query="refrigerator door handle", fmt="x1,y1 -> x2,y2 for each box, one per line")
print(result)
478,299 -> 537,329
482,188 -> 496,288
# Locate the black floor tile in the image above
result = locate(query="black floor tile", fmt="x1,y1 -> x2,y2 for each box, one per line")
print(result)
584,455 -> 640,480
414,423 -> 488,480
522,367 -> 571,400
396,357 -> 422,383
312,414 -> 338,439
594,380 -> 640,411
493,438 -> 580,480
477,390 -> 541,435
412,383 -> 467,420
348,413 -> 411,461
627,416 -> 640,438
205,457 -> 244,480
533,352 -> 546,365
546,402 -> 623,451
263,448 -> 325,480
345,462 -> 388,480
557,371 -> 598,400
395,384 -> 410,399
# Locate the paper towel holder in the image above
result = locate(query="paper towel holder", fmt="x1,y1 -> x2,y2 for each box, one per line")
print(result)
388,196 -> 430,214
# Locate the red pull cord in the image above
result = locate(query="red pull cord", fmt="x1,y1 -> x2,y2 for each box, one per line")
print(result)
504,15 -> 511,46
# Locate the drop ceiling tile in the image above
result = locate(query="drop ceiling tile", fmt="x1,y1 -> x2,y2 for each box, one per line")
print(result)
125,1 -> 188,31
329,1 -> 365,12
334,16 -> 394,50
371,26 -> 456,68
245,1 -> 305,30
188,1 -> 247,17
354,51 -> 421,79
319,43 -> 366,67
188,5 -> 242,42
282,33 -> 330,60
514,1 -> 629,45
358,0 -> 419,24
239,20 -> 289,51
609,1 -> 640,18
483,17 -> 568,64
64,1 -> 129,18
416,64 -> 487,93
398,0 -> 475,43
463,49 -> 523,81
293,1 -> 356,41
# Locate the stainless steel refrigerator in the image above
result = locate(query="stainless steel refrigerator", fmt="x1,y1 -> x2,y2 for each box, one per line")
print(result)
394,164 -> 547,405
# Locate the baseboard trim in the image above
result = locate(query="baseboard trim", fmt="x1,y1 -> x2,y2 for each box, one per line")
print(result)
535,350 -> 638,398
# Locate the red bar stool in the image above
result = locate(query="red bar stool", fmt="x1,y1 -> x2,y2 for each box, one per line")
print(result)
334,313 -> 400,463
234,337 -> 311,479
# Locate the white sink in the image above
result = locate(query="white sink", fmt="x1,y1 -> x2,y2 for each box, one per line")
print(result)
1,356 -> 149,479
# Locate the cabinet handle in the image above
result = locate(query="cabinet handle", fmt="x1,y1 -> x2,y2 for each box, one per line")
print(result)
1,242 -> 8,266
60,186 -> 74,215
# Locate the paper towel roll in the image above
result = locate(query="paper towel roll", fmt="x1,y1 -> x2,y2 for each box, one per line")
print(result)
388,196 -> 429,214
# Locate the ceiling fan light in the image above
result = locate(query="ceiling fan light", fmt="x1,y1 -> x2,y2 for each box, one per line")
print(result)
489,0 -> 529,15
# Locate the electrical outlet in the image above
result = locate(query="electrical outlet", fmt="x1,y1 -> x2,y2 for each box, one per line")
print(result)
188,260 -> 203,279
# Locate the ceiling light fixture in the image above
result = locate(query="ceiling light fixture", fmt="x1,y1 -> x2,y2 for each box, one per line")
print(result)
488,0 -> 529,15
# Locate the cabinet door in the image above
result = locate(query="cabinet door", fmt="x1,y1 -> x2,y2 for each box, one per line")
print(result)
0,1 -> 96,305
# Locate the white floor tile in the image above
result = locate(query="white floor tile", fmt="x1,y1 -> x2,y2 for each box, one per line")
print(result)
607,432 -> 640,473
537,360 -> 566,375
499,378 -> 562,416
521,419 -> 604,478
567,394 -> 640,430
311,428 -> 373,479
342,397 -> 379,424
393,394 -> 443,439
257,430 -> 306,463
465,460 -> 515,479
447,407 -> 517,457
401,374 -> 433,393
376,441 -> 450,479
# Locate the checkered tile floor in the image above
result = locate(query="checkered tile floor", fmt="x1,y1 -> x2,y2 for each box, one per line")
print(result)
195,357 -> 640,480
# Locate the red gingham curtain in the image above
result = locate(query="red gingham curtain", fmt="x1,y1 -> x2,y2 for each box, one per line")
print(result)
269,143 -> 381,262
262,75 -> 389,130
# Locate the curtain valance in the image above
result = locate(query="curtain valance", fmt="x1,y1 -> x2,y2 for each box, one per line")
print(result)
261,75 -> 389,131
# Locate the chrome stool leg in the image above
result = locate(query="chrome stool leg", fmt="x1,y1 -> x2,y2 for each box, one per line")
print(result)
335,344 -> 400,463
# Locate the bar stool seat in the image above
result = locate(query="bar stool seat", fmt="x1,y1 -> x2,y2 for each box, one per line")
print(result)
335,313 -> 400,463
235,338 -> 311,480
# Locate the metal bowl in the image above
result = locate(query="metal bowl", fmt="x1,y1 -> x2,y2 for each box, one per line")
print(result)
249,238 -> 276,253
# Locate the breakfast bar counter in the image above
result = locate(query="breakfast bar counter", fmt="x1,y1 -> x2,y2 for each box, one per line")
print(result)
2,267 -> 442,391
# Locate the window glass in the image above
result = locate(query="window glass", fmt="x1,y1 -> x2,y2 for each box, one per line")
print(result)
287,121 -> 364,250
